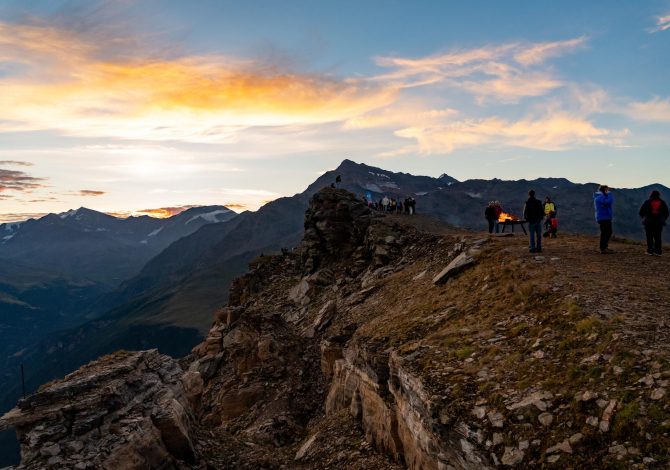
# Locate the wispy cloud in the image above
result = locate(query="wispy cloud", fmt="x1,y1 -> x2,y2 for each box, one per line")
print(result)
624,97 -> 670,121
648,14 -> 670,33
0,212 -> 48,223
0,21 -> 397,142
372,38 -> 586,102
0,169 -> 46,194
395,113 -> 625,154
513,37 -> 587,66
0,160 -> 34,166
78,190 -> 106,196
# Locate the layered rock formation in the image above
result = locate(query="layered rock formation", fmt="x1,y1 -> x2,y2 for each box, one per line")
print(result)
3,187 -> 670,469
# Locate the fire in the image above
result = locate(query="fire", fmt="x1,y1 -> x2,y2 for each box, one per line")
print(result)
498,211 -> 519,222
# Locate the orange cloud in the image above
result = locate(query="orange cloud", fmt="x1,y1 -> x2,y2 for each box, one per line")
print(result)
78,190 -> 106,196
0,22 -> 397,142
513,37 -> 587,66
395,114 -> 625,154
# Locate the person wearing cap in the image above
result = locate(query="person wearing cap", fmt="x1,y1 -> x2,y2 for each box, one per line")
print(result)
639,190 -> 669,256
594,185 -> 614,254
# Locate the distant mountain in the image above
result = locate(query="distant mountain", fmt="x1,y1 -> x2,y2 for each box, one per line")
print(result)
1,160 -> 665,464
0,206 -> 237,285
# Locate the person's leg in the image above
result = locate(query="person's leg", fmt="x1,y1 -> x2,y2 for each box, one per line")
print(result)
654,225 -> 663,255
535,223 -> 542,251
528,222 -> 537,252
599,221 -> 607,251
495,220 -> 499,233
604,220 -> 613,249
645,224 -> 654,254
488,219 -> 494,234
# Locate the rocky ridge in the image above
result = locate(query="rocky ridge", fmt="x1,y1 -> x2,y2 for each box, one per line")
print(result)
2,187 -> 669,469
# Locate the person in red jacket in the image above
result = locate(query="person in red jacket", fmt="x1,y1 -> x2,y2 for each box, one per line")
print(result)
639,190 -> 669,256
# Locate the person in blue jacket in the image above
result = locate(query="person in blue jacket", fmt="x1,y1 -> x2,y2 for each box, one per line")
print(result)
594,185 -> 614,254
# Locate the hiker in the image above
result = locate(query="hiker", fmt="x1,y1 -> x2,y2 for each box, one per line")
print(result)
381,196 -> 389,212
335,175 -> 342,187
543,196 -> 558,238
594,185 -> 614,254
523,190 -> 544,253
494,201 -> 503,233
543,196 -> 556,227
397,200 -> 403,214
409,197 -> 416,215
485,201 -> 497,234
639,190 -> 669,256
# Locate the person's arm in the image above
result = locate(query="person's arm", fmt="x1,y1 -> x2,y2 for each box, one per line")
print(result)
663,201 -> 670,221
639,201 -> 648,219
523,202 -> 528,220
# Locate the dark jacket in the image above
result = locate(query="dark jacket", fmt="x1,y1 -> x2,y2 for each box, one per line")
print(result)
484,206 -> 496,220
523,197 -> 544,223
639,198 -> 669,226
594,192 -> 613,221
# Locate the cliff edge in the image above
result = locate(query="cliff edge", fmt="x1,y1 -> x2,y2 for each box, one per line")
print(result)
2,187 -> 669,469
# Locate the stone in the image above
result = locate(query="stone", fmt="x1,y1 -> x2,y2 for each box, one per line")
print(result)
547,455 -> 561,463
507,391 -> 553,412
433,252 -> 477,285
413,270 -> 427,281
531,350 -> 545,359
599,399 -> 617,432
501,446 -> 524,466
518,440 -> 529,451
151,398 -> 196,463
472,406 -> 487,419
295,433 -> 318,460
568,433 -> 583,446
651,388 -> 666,400
492,433 -> 504,446
538,412 -> 554,427
546,440 -> 572,454
488,411 -> 504,428
586,416 -> 599,427
40,443 -> 61,457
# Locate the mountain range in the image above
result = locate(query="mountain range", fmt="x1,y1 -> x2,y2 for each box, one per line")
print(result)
0,159 -> 667,465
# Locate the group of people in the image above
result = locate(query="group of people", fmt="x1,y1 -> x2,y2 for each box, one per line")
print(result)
491,187 -> 669,255
594,185 -> 669,256
365,196 -> 417,215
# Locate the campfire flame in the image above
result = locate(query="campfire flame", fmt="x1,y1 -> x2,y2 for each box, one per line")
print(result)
498,211 -> 520,222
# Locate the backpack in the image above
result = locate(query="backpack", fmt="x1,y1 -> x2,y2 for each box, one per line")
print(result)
650,200 -> 662,216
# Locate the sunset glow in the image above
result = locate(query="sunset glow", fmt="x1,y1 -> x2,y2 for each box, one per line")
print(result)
0,1 -> 668,221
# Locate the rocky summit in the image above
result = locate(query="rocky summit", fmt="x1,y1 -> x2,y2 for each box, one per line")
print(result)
2,187 -> 669,469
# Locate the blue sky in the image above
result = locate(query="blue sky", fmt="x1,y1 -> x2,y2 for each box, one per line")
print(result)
0,0 -> 669,220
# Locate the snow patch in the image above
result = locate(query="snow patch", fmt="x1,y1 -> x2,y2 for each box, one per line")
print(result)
466,192 -> 483,199
415,191 -> 428,196
60,209 -> 77,219
147,226 -> 164,237
364,183 -> 383,193
381,181 -> 398,189
140,240 -> 148,244
3,234 -> 15,241
186,209 -> 231,225
95,228 -> 109,232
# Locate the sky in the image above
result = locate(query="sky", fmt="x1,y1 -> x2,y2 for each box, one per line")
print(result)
0,0 -> 669,222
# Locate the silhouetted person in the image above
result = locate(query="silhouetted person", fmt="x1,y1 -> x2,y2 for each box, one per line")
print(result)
485,201 -> 497,234
639,190 -> 669,256
594,185 -> 614,254
523,190 -> 544,253
335,175 -> 341,187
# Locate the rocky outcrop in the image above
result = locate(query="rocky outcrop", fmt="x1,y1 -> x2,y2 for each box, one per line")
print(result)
325,344 -> 493,470
0,350 -> 197,469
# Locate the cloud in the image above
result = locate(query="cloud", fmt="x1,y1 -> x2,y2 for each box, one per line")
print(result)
0,169 -> 46,194
395,113 -> 625,154
0,160 -> 33,166
344,107 -> 458,129
372,38 -> 586,102
222,203 -> 247,210
648,14 -> 670,33
0,212 -> 47,223
624,97 -> 670,122
78,190 -> 106,196
0,21 -> 396,142
513,37 -> 587,66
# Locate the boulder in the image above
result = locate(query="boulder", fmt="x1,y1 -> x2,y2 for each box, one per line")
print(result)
433,252 -> 477,285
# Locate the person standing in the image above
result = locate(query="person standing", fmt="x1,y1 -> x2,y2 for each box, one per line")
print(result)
485,202 -> 497,234
494,201 -> 503,233
381,195 -> 389,212
639,190 -> 669,256
594,185 -> 614,254
523,190 -> 544,253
